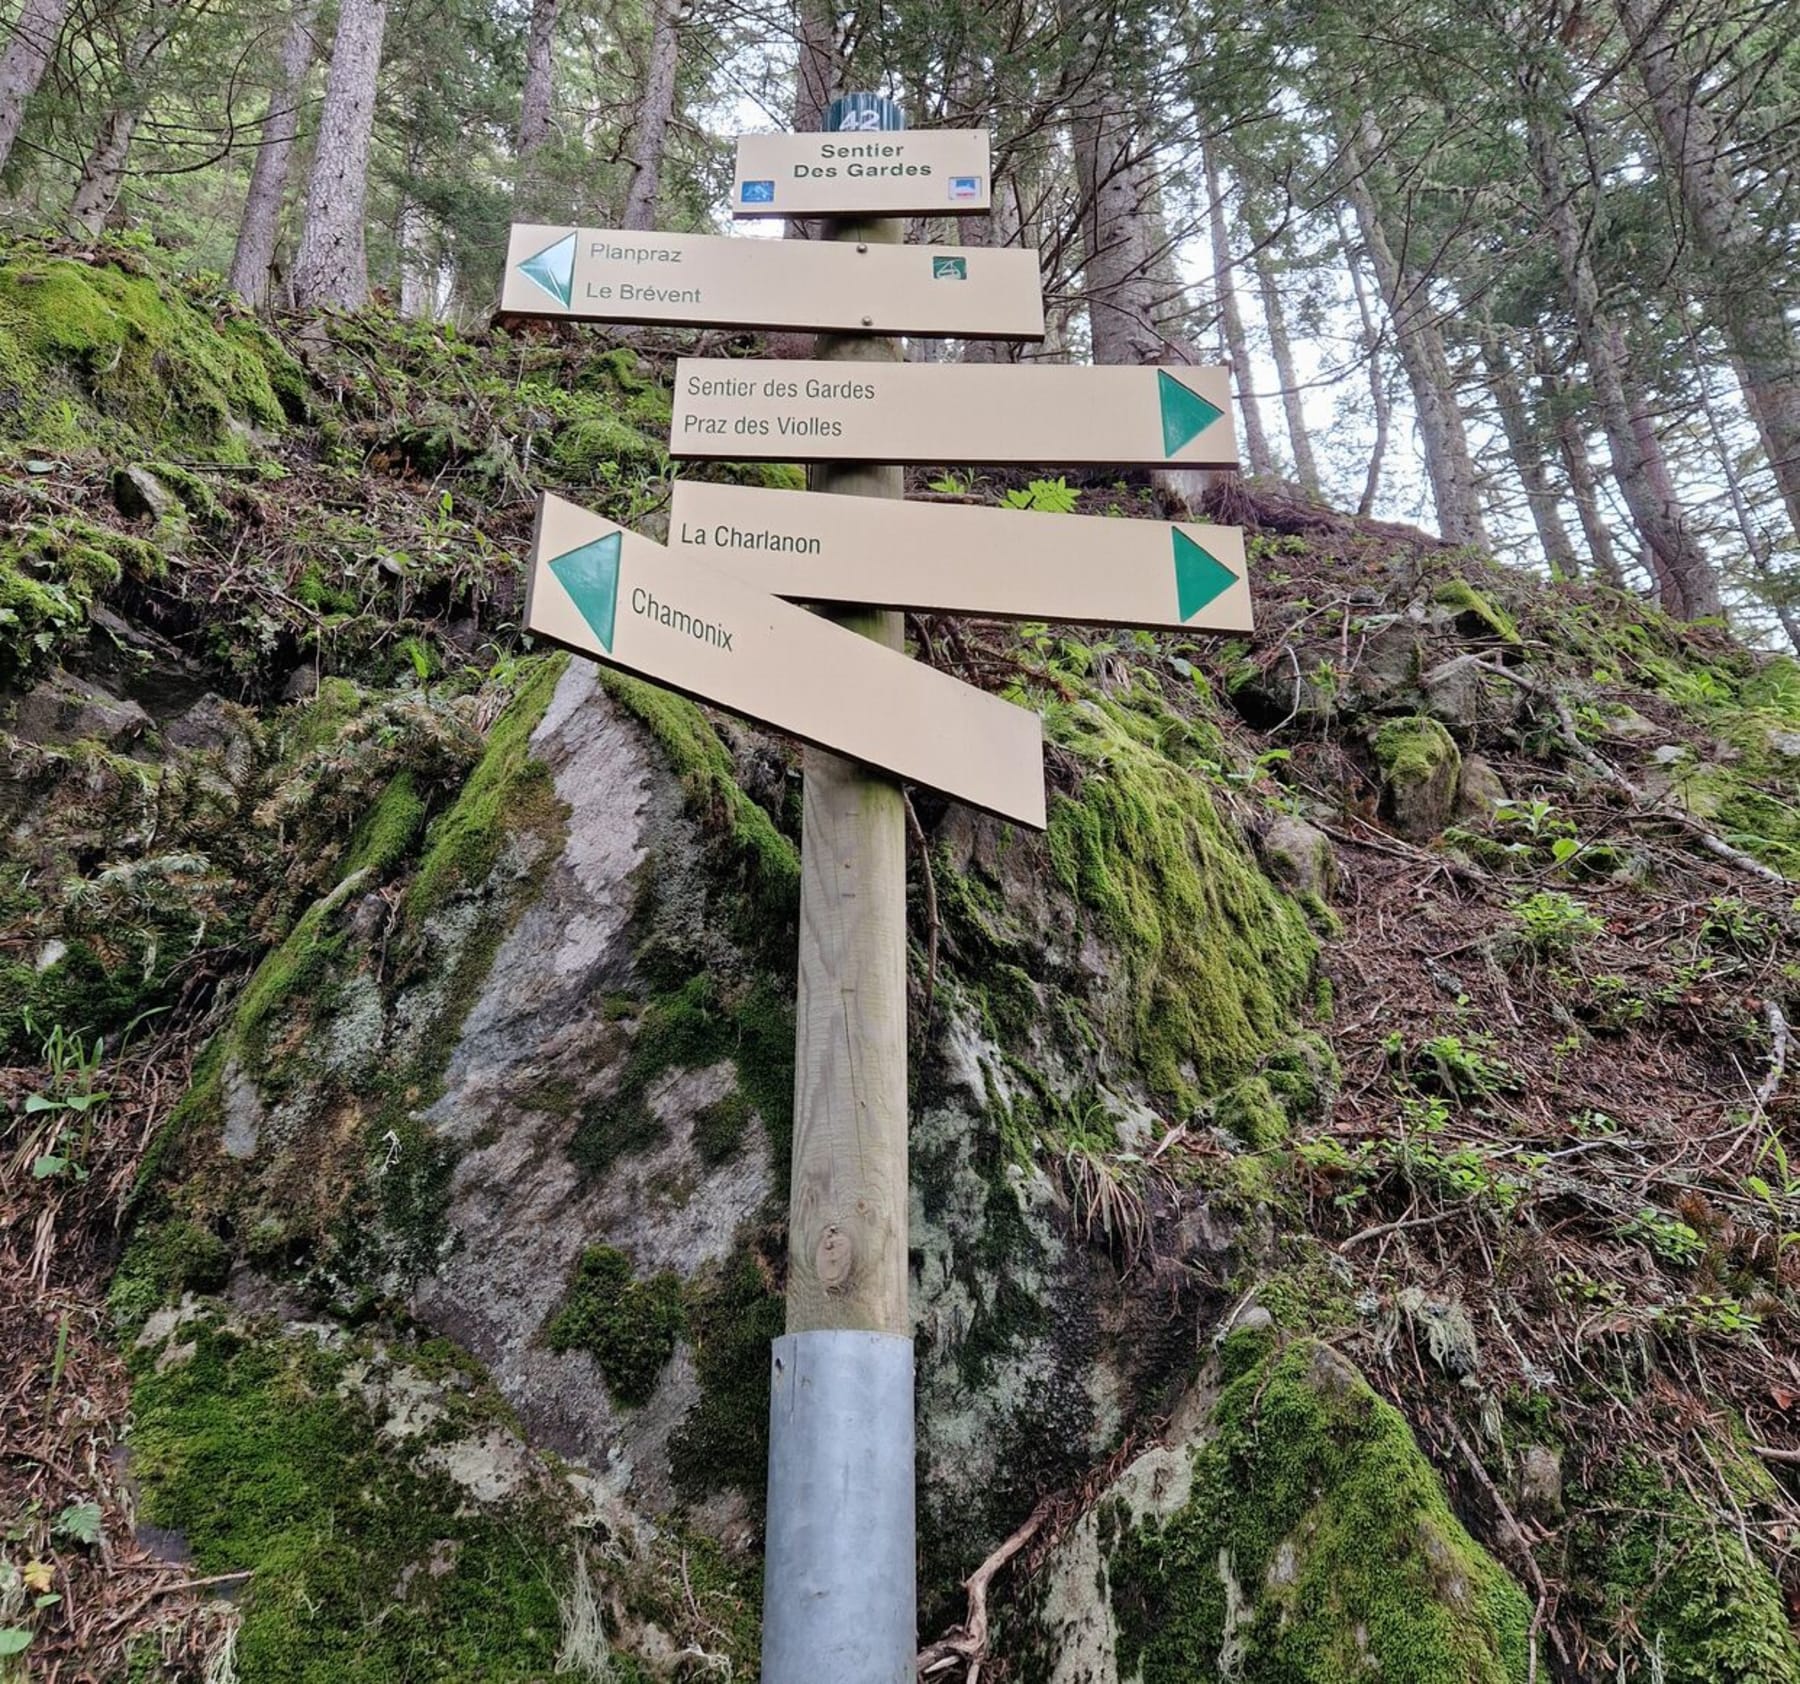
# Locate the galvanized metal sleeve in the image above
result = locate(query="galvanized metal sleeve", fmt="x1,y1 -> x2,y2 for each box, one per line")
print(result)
761,1330 -> 916,1684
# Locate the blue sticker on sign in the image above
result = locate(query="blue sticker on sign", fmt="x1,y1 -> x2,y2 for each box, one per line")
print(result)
740,180 -> 775,203
932,257 -> 968,280
949,176 -> 982,201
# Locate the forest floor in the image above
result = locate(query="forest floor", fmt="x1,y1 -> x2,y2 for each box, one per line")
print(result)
2,234 -> 1799,1679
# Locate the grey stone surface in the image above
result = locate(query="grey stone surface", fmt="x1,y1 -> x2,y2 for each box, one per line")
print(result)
11,669 -> 152,747
1257,814 -> 1338,898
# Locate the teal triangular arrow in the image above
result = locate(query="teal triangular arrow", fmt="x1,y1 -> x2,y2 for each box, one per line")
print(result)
1172,528 -> 1237,621
519,230 -> 577,307
1159,370 -> 1224,458
548,531 -> 621,652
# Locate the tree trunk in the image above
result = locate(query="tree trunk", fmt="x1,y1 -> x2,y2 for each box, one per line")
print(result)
1540,343 -> 1625,589
230,0 -> 322,308
960,175 -> 1024,363
1336,203 -> 1389,518
397,196 -> 431,317
1249,209 -> 1319,494
512,0 -> 559,215
1524,99 -> 1720,618
291,0 -> 387,312
1480,322 -> 1581,580
67,7 -> 172,233
1617,0 -> 1800,552
1343,124 -> 1486,546
0,0 -> 70,177
1063,7 -> 1164,367
1202,139 -> 1272,478
791,0 -> 836,136
620,0 -> 685,231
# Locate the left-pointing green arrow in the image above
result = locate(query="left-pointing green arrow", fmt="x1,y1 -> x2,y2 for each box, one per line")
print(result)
1172,527 -> 1237,622
548,532 -> 621,651
519,231 -> 577,307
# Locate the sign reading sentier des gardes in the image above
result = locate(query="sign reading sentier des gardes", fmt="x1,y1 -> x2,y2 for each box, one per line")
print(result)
731,131 -> 993,219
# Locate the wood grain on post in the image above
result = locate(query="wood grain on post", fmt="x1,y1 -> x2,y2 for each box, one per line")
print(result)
786,211 -> 911,1338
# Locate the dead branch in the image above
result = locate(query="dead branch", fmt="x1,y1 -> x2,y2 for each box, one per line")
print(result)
916,1498 -> 1053,1682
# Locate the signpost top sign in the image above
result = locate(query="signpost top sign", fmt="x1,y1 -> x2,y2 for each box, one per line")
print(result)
732,130 -> 992,219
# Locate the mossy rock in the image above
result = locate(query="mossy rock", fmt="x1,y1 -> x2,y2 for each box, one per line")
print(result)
0,249 -> 295,460
1373,715 -> 1463,842
1434,578 -> 1521,644
127,1315 -> 573,1680
1572,1453 -> 1800,1683
1045,691 -> 1317,1106
1016,1336 -> 1532,1683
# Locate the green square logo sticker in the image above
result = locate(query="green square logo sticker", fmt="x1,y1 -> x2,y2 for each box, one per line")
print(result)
931,257 -> 968,281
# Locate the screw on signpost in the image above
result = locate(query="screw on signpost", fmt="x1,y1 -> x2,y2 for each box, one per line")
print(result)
759,90 -> 917,1684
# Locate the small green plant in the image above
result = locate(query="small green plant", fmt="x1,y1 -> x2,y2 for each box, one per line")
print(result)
1413,1033 -> 1519,1101
926,471 -> 970,495
1512,890 -> 1605,956
1700,896 -> 1776,956
1583,974 -> 1648,1032
1000,475 -> 1080,513
1620,1209 -> 1705,1264
20,1017 -> 110,1183
1493,797 -> 1571,843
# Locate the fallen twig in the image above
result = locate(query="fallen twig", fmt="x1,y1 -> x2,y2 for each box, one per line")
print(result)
915,1498 -> 1053,1681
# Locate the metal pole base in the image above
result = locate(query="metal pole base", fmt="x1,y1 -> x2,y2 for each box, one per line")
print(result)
761,1330 -> 915,1684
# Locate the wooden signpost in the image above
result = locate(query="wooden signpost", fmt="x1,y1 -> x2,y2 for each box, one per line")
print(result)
732,129 -> 992,218
668,358 -> 1239,467
668,481 -> 1256,633
524,491 -> 1047,828
500,224 -> 1044,339
502,102 -> 1258,1684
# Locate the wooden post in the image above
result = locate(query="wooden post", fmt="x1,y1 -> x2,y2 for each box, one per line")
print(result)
761,107 -> 919,1684
785,212 -> 910,1338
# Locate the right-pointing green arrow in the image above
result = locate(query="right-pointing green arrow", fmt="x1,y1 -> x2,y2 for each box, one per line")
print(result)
1172,528 -> 1237,621
548,531 -> 621,651
1159,370 -> 1225,457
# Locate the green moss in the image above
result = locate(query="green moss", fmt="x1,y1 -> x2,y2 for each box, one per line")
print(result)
569,974 -> 792,1181
670,1237 -> 785,1502
1374,714 -> 1460,787
128,1321 -> 566,1680
1,513 -> 160,683
143,459 -> 231,525
1044,692 -> 1316,1106
343,771 -> 428,876
106,1218 -> 231,1334
0,250 -> 292,460
1214,1076 -> 1288,1149
405,655 -> 567,927
693,1089 -> 757,1166
547,412 -> 667,485
1575,1456 -> 1800,1683
1434,578 -> 1522,643
598,669 -> 800,951
544,1245 -> 685,1406
1105,1339 -> 1531,1684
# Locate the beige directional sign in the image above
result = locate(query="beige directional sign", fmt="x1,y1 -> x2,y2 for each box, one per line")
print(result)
732,131 -> 992,219
500,225 -> 1044,340
669,360 -> 1238,468
525,493 -> 1046,828
668,482 -> 1254,633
